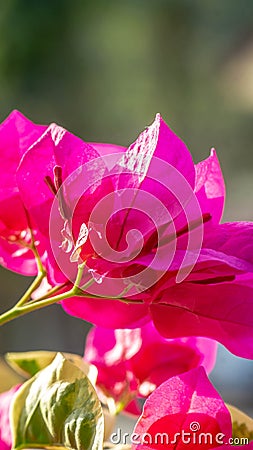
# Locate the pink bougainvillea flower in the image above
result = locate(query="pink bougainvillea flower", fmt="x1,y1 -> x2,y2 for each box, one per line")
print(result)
84,322 -> 217,414
16,113 -> 253,357
0,111 -> 46,275
132,367 -> 233,450
0,385 -> 20,450
214,446 -> 253,450
16,121 -> 103,282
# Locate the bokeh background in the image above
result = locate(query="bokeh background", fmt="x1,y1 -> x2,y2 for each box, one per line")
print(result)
0,0 -> 253,413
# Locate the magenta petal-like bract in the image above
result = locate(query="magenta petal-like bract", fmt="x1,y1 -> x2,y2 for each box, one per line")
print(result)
84,322 -> 217,412
133,367 -> 232,450
17,123 -> 100,236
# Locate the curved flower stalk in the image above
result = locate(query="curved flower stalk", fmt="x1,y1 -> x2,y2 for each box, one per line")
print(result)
0,385 -> 20,450
0,353 -> 105,450
0,111 -> 46,275
84,322 -> 217,414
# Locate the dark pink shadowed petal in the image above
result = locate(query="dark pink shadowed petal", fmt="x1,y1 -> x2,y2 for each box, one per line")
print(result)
0,110 -> 46,275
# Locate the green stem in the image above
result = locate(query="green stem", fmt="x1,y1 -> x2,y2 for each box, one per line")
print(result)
21,289 -> 77,312
115,401 -> 126,415
0,261 -> 122,326
0,285 -> 143,326
15,272 -> 45,307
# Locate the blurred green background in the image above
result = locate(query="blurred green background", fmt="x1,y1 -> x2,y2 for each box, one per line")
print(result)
0,0 -> 253,411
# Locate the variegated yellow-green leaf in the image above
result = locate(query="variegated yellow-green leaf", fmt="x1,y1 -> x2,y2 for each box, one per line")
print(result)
5,351 -> 97,384
10,353 -> 104,450
226,403 -> 253,441
0,358 -> 23,392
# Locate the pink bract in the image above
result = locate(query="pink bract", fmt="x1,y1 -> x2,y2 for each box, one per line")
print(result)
0,385 -> 20,450
84,322 -> 217,414
132,367 -> 232,450
15,112 -> 253,358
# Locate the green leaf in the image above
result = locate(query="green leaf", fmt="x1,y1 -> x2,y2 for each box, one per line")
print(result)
10,353 -> 104,450
226,403 -> 253,441
5,351 -> 97,383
